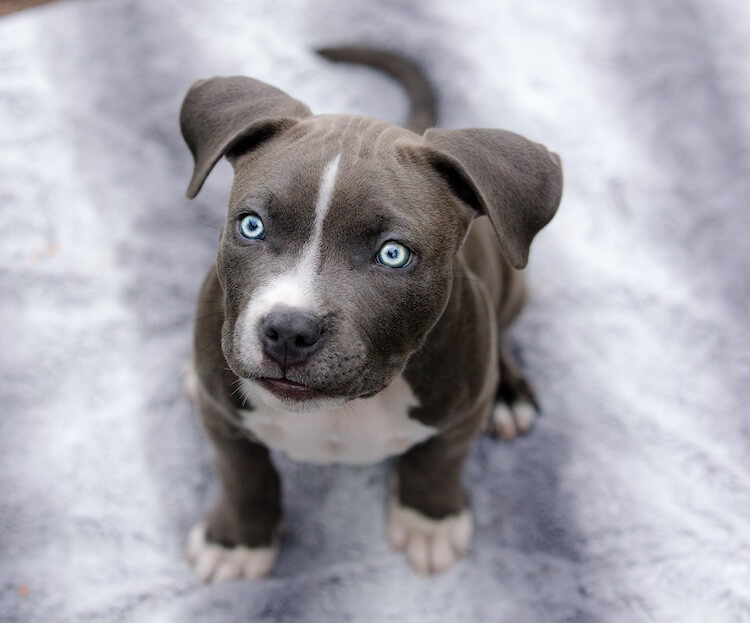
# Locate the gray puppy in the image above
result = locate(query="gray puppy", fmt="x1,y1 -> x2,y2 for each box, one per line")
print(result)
180,47 -> 562,580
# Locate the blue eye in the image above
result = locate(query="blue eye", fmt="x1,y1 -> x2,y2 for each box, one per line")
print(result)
376,241 -> 412,268
239,213 -> 265,240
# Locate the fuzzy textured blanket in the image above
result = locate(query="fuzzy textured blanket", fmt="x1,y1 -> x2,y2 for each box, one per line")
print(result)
1,1 -> 749,621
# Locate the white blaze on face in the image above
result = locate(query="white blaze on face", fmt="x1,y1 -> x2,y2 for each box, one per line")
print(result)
236,154 -> 342,365
309,153 -> 341,257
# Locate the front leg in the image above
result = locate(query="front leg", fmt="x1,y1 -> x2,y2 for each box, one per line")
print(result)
187,390 -> 282,583
390,411 -> 484,575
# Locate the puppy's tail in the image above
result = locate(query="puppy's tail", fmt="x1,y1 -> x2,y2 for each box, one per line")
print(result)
316,45 -> 437,134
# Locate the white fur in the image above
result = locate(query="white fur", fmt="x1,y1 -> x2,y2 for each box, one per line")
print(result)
238,270 -> 317,363
513,402 -> 537,432
387,498 -> 473,575
181,359 -> 198,402
311,153 -> 341,248
491,400 -> 537,439
239,375 -> 437,464
236,154 -> 341,366
186,523 -> 278,583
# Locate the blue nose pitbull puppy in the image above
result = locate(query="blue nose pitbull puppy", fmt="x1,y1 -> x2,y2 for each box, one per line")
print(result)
180,47 -> 562,580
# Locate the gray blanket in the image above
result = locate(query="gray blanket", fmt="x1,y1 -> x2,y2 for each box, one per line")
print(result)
2,1 -> 749,621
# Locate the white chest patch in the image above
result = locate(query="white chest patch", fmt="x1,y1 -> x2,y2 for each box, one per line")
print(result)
239,376 -> 437,465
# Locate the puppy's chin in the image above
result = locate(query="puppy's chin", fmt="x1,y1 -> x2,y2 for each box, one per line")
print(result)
240,377 -> 352,414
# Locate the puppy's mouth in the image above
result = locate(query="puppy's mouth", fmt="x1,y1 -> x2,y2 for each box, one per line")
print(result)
257,377 -> 325,402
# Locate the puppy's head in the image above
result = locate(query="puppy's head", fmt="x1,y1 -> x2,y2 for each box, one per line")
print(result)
181,77 -> 562,412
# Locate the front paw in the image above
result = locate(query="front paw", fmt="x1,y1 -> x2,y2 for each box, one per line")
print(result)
387,499 -> 473,575
186,523 -> 278,583
490,400 -> 538,439
181,359 -> 199,402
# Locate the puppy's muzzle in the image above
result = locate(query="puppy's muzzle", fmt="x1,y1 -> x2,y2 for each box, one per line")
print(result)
260,309 -> 325,368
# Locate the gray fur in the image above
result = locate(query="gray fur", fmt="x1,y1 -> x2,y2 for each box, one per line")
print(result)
182,47 -> 562,560
5,0 -> 748,618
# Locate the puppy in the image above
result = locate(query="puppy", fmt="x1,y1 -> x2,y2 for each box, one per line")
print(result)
180,47 -> 562,580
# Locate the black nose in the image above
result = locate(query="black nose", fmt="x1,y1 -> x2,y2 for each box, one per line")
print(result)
260,309 -> 324,367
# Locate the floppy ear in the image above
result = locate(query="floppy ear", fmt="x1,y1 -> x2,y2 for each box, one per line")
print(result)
422,128 -> 563,269
180,76 -> 311,198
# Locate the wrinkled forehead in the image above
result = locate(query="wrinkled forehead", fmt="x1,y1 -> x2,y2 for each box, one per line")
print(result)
228,115 -> 425,228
